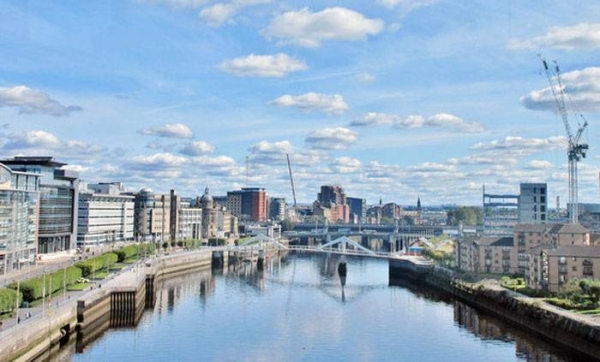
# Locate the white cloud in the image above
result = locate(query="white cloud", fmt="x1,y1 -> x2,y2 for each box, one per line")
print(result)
471,136 -> 565,156
408,162 -> 456,173
270,93 -> 348,115
526,160 -> 554,170
330,157 -> 361,173
4,130 -> 60,148
250,140 -> 293,154
352,112 -> 483,132
355,72 -> 376,83
521,67 -> 600,113
1,130 -> 105,158
199,3 -> 236,27
351,112 -> 397,127
425,113 -> 485,133
248,140 -> 294,165
0,85 -> 82,117
378,0 -> 436,17
138,123 -> 194,139
219,53 -> 307,77
180,140 -> 215,155
448,155 -> 497,166
199,0 -> 270,27
508,23 -> 600,51
190,155 -> 236,167
129,153 -> 188,170
305,127 -> 358,150
262,7 -> 384,47
189,155 -> 238,177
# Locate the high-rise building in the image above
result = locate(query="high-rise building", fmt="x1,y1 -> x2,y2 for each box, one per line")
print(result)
314,185 -> 350,223
0,163 -> 40,273
269,197 -> 286,221
226,187 -> 268,222
519,183 -> 547,224
78,182 -> 134,247
1,156 -> 79,253
347,197 -> 366,224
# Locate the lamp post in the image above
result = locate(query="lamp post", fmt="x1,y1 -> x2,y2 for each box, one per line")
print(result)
15,279 -> 19,324
42,267 -> 46,314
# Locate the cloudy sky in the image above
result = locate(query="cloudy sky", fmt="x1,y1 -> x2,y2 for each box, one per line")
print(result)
1,1 -> 599,207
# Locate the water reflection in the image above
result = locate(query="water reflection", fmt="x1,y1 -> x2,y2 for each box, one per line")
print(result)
63,253 -> 591,362
453,302 -> 587,362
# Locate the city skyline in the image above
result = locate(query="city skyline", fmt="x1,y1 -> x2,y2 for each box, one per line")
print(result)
1,1 -> 599,206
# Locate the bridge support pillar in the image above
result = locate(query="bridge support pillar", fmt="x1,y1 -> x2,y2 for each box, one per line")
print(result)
257,249 -> 265,271
211,251 -> 224,269
337,255 -> 347,288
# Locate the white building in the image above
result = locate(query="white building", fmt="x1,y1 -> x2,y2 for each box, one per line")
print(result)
77,182 -> 134,247
178,201 -> 202,240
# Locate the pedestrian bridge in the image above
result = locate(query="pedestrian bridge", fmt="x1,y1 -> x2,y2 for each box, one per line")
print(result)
232,234 -> 434,266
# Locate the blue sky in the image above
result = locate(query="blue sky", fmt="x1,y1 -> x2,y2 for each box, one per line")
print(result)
1,0 -> 599,207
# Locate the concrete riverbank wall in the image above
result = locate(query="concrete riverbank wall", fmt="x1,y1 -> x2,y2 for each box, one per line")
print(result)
2,249 -> 222,361
402,264 -> 600,360
0,305 -> 77,362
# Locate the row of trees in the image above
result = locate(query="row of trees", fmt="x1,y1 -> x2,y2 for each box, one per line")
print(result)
1,243 -> 158,315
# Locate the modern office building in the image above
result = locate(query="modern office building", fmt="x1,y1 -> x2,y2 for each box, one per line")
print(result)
347,197 -> 366,224
0,163 -> 40,273
1,156 -> 79,253
518,183 -> 547,224
269,197 -> 286,221
77,182 -> 134,247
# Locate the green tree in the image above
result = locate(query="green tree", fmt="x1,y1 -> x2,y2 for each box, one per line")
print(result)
446,206 -> 483,226
280,219 -> 296,232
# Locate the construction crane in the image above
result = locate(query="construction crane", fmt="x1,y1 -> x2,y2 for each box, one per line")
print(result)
286,154 -> 298,217
539,55 -> 589,223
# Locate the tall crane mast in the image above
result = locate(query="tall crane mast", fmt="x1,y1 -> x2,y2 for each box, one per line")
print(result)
286,154 -> 298,215
539,55 -> 589,223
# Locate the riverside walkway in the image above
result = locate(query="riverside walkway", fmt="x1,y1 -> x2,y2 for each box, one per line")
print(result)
0,259 -> 146,338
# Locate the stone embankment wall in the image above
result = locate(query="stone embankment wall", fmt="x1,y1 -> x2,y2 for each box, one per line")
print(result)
0,305 -> 76,362
3,249 -> 219,361
424,266 -> 600,360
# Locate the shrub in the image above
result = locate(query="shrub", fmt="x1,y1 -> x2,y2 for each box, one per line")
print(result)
7,266 -> 82,303
75,252 -> 119,278
0,288 -> 21,314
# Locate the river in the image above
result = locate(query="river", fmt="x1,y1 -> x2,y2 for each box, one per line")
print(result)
57,253 -> 586,361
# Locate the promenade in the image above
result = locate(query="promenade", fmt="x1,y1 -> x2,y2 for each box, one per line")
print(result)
0,255 -> 147,337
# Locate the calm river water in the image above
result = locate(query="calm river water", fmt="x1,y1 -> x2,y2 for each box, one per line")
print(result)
60,253 -> 586,361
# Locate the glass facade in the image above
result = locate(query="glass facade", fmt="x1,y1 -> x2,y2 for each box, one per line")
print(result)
0,164 -> 40,274
0,157 -> 79,254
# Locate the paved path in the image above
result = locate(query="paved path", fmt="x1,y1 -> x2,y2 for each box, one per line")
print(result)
0,259 -> 147,336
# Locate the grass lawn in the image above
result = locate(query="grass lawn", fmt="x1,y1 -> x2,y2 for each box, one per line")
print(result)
67,282 -> 91,291
578,309 -> 600,315
92,271 -> 109,280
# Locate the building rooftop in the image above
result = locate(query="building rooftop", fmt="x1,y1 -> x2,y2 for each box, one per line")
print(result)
474,236 -> 514,247
513,223 -> 589,235
0,156 -> 66,168
545,245 -> 600,258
